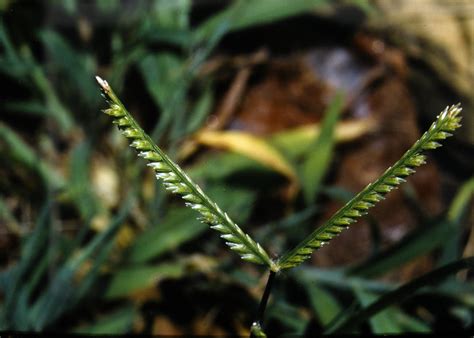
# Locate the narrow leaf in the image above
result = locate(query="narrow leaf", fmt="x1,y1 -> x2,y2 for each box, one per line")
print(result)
105,262 -> 186,299
348,219 -> 452,278
194,130 -> 297,184
305,281 -> 342,326
66,141 -> 100,222
195,0 -> 329,40
353,285 -> 403,334
301,93 -> 343,204
327,256 -> 474,333
40,30 -> 98,106
0,122 -> 64,188
127,208 -> 206,263
74,306 -> 136,334
270,117 -> 377,164
447,176 -> 474,223
185,85 -> 214,134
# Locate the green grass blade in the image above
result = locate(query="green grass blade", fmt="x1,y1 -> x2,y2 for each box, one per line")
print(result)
127,208 -> 207,263
129,185 -> 254,263
352,285 -> 403,334
19,46 -> 75,132
326,256 -> 474,333
65,141 -> 100,223
266,300 -> 308,334
3,100 -> 49,116
138,53 -> 183,120
74,306 -> 136,334
394,312 -> 430,333
105,262 -> 186,299
0,21 -> 30,78
185,84 -> 214,134
295,267 -> 394,293
0,122 -> 64,189
301,93 -> 343,204
305,281 -> 342,327
195,0 -> 328,40
1,199 -> 52,329
39,29 -> 98,107
278,104 -> 462,270
447,176 -> 474,223
29,198 -> 131,330
438,177 -> 474,265
348,219 -> 452,278
96,77 -> 275,270
151,0 -> 191,30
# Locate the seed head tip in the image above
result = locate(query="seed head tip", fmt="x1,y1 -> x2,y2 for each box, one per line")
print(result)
95,76 -> 110,91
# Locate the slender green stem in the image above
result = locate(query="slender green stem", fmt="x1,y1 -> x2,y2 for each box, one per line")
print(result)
257,271 -> 276,323
325,256 -> 474,334
250,270 -> 276,337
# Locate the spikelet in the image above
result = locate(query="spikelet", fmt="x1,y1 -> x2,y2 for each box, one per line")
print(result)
96,76 -> 277,271
278,104 -> 462,270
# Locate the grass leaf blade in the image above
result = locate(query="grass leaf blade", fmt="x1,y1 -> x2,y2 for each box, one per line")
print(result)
301,93 -> 343,204
326,256 -> 474,333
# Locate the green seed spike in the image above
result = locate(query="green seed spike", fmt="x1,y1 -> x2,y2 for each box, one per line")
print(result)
384,176 -> 406,186
363,193 -> 384,203
147,162 -> 168,172
96,76 -> 277,272
277,104 -> 462,270
131,140 -> 152,151
113,117 -> 131,128
141,152 -> 162,161
405,154 -> 426,167
354,201 -> 373,210
393,167 -> 415,177
374,184 -> 393,193
104,105 -> 124,117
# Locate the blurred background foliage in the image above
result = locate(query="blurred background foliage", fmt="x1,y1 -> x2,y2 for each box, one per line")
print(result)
0,0 -> 473,335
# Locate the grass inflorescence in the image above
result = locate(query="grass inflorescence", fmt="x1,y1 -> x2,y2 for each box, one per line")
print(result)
98,75 -> 462,274
96,76 -> 277,271
278,104 -> 462,269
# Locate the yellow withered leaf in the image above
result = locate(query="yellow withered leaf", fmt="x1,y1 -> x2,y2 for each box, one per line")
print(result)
270,118 -> 377,158
194,130 -> 297,184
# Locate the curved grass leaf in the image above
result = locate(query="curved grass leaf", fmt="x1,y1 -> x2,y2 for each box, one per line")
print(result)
326,256 -> 474,333
0,122 -> 65,189
127,208 -> 207,263
301,93 -> 343,204
195,0 -> 329,39
278,104 -> 462,270
305,281 -> 343,327
96,76 -> 276,271
194,130 -> 297,183
74,306 -> 136,334
353,285 -> 403,334
105,262 -> 186,299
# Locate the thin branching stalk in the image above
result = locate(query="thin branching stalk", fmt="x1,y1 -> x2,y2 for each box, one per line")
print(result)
96,76 -> 277,271
97,77 -> 463,334
250,271 -> 276,337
